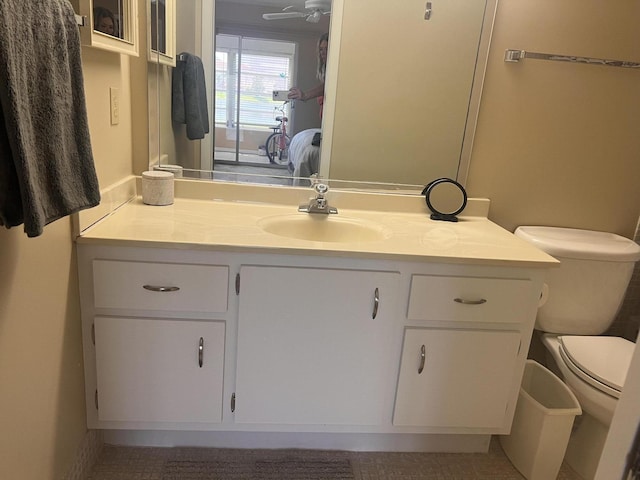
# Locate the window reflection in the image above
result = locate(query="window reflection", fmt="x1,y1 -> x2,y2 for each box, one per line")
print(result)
93,0 -> 124,39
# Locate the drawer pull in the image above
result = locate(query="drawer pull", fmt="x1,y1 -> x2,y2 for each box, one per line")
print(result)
143,285 -> 180,292
418,344 -> 426,374
454,297 -> 487,305
372,287 -> 380,319
198,337 -> 204,368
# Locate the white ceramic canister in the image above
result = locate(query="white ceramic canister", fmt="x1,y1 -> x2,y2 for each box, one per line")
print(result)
142,170 -> 174,205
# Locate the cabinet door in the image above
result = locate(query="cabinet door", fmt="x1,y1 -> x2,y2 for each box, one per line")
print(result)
94,317 -> 225,423
393,328 -> 520,428
235,266 -> 400,425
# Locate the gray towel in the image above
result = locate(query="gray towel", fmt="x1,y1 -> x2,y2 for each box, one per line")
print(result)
0,0 -> 100,237
172,52 -> 210,140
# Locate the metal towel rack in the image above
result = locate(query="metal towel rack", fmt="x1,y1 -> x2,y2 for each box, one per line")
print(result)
504,49 -> 640,69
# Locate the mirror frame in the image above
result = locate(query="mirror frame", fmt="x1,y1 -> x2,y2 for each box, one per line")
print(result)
78,0 -> 140,57
147,0 -> 177,67
457,0 -> 498,186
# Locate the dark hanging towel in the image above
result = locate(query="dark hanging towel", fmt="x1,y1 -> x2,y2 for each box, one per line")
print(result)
172,52 -> 210,140
0,0 -> 100,237
625,421 -> 640,479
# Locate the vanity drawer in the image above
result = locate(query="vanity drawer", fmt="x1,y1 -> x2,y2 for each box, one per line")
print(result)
92,260 -> 229,313
407,275 -> 532,323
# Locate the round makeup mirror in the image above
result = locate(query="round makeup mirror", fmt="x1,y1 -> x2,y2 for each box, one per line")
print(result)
422,178 -> 467,222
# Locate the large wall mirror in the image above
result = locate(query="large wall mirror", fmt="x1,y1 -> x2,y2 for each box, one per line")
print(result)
150,0 -> 497,191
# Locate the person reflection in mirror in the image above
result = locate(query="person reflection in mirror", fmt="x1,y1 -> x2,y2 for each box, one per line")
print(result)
93,7 -> 117,37
288,32 -> 328,118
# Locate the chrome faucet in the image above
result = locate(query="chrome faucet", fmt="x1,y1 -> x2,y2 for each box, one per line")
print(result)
298,182 -> 338,214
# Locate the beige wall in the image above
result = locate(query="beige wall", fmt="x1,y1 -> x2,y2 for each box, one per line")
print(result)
82,49 -> 135,185
467,0 -> 640,238
0,23 -> 135,480
0,220 -> 87,480
328,0 -> 486,184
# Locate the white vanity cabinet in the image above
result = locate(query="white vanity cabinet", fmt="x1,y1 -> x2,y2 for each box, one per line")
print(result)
393,274 -> 535,430
234,265 -> 400,426
78,248 -> 230,428
77,243 -> 544,442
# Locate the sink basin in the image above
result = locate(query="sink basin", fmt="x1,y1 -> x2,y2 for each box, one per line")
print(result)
258,214 -> 391,243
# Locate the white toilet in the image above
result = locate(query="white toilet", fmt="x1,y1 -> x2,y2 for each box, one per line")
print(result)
515,226 -> 640,480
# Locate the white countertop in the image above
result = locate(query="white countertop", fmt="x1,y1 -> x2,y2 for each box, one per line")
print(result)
77,181 -> 558,268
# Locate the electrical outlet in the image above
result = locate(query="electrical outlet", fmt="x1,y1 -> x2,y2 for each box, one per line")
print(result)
109,87 -> 120,125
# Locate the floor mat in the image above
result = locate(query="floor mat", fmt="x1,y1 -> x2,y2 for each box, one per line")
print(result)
161,458 -> 354,480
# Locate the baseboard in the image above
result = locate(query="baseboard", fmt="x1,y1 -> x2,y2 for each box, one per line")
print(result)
102,430 -> 491,453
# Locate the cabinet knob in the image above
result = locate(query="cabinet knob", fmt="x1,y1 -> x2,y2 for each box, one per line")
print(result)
418,344 -> 426,374
198,337 -> 204,368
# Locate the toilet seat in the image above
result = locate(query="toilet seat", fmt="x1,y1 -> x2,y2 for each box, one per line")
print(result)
558,335 -> 634,399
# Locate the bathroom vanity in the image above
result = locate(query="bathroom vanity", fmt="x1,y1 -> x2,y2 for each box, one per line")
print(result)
75,180 -> 556,451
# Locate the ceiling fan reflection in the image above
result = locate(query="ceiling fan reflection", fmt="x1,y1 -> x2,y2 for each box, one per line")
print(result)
262,0 -> 331,23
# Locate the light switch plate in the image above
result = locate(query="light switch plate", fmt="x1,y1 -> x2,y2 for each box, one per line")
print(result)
109,87 -> 120,125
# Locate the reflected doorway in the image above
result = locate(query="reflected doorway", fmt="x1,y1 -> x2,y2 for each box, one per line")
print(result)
213,34 -> 295,172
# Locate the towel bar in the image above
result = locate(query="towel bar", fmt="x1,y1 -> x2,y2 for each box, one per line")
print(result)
504,49 -> 640,69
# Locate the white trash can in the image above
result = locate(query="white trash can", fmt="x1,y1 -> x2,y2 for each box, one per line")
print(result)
500,360 -> 582,480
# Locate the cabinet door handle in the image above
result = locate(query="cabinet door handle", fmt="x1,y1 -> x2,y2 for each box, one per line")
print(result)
372,287 -> 379,319
143,285 -> 180,292
418,344 -> 426,374
454,297 -> 487,305
198,337 -> 204,368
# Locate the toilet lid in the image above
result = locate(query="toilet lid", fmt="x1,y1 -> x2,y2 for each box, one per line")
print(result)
559,336 -> 634,398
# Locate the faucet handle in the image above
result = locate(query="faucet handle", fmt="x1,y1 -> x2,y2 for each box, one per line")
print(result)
314,183 -> 328,195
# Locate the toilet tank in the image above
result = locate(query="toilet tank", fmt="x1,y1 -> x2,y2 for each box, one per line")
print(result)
515,226 -> 640,335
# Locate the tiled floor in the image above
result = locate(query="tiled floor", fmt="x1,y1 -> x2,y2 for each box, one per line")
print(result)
86,437 -> 582,479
